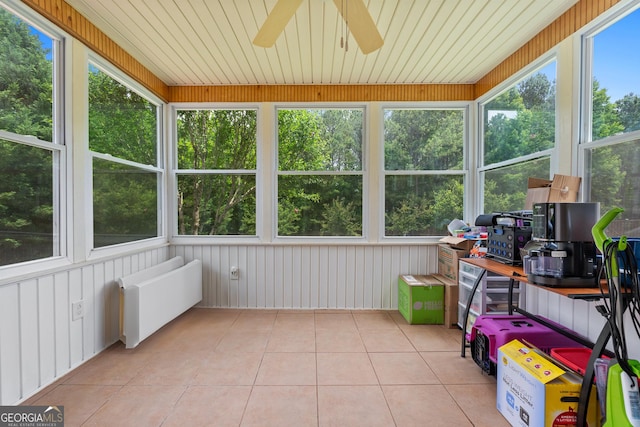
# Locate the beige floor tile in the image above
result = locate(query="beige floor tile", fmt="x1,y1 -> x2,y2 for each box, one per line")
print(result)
389,310 -> 409,325
82,385 -> 185,427
353,311 -> 399,330
420,351 -> 495,384
272,312 -> 316,333
266,330 -> 316,352
446,383 -> 511,427
382,384 -> 473,427
315,329 -> 366,352
241,385 -> 317,427
64,351 -> 151,386
215,330 -> 271,352
317,353 -> 378,385
30,384 -> 121,426
401,325 -> 461,351
163,385 -> 251,427
126,319 -> 190,353
192,352 -> 263,385
315,312 -> 357,331
255,352 -> 317,385
127,350 -> 207,385
317,385 -> 395,427
163,327 -> 226,352
369,352 -> 439,385
20,308 -> 514,427
359,329 -> 415,352
231,310 -> 278,332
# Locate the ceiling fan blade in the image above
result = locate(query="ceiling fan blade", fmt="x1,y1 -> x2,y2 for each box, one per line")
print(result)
253,0 -> 304,47
332,0 -> 383,54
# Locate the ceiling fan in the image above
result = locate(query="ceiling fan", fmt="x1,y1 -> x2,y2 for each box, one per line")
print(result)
253,0 -> 384,54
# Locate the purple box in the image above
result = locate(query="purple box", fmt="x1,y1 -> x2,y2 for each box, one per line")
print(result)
470,314 -> 584,375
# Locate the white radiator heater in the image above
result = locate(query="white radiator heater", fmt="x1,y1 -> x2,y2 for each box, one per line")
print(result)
118,256 -> 202,349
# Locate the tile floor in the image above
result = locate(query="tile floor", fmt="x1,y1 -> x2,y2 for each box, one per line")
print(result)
24,308 -> 510,427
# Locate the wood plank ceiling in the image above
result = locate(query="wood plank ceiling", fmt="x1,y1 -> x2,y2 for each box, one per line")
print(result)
65,0 -> 578,87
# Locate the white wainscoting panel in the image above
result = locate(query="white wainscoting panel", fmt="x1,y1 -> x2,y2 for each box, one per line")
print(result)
170,244 -> 439,309
524,283 -> 640,358
0,246 -> 169,405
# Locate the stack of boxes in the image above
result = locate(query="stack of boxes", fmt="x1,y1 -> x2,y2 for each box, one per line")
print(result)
397,235 -> 473,327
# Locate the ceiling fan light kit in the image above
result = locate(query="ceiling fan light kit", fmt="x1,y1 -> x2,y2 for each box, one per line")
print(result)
253,0 -> 383,54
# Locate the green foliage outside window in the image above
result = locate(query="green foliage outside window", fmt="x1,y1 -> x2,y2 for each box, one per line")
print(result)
88,68 -> 157,165
384,109 -> 464,236
0,9 -> 52,142
0,9 -> 55,266
482,66 -> 556,214
176,109 -> 257,236
588,81 -> 640,234
88,67 -> 160,247
277,109 -> 363,237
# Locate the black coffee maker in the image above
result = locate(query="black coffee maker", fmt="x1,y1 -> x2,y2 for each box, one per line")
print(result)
523,202 -> 600,287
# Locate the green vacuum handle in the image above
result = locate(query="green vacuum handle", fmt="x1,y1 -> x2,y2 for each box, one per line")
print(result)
592,207 -> 624,252
592,207 -> 625,278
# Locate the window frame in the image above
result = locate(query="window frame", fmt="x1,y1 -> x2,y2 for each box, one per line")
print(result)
169,103 -> 262,243
86,56 -> 166,259
578,1 -> 640,232
476,55 -> 559,214
274,103 -> 368,242
0,2 -> 70,279
380,103 -> 470,239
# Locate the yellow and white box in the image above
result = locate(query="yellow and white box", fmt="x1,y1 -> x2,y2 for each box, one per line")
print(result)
496,339 -> 599,427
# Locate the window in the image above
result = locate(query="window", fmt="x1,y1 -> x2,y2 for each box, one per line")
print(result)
175,108 -> 257,236
582,6 -> 640,236
277,108 -> 363,237
480,60 -> 557,213
383,108 -> 465,236
0,6 -> 62,267
88,64 -> 162,247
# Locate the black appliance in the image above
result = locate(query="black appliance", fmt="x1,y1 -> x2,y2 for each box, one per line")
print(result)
478,212 -> 532,265
523,202 -> 600,287
486,225 -> 532,265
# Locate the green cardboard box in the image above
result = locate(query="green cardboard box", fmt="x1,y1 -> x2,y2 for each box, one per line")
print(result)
398,275 -> 444,325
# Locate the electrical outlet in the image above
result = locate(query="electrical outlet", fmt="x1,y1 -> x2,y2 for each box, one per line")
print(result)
72,300 -> 84,321
230,266 -> 239,280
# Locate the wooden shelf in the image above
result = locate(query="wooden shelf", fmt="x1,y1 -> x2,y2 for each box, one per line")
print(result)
461,257 -> 607,299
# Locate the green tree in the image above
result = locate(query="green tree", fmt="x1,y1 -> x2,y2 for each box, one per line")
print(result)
177,109 -> 257,235
0,9 -> 52,141
277,109 -> 363,236
88,68 -> 157,165
482,73 -> 556,212
320,198 -> 360,236
0,9 -> 54,264
383,109 -> 464,235
384,110 -> 463,170
385,194 -> 433,236
588,81 -> 627,213
518,72 -> 553,110
88,68 -> 160,246
616,93 -> 640,133
592,79 -> 623,139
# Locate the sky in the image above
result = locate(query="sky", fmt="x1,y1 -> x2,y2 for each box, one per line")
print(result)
592,7 -> 640,102
30,27 -> 52,60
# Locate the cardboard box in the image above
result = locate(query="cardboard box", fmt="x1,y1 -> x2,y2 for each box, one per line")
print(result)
439,235 -> 475,251
524,174 -> 581,210
433,274 -> 458,328
397,275 -> 444,325
437,244 -> 468,283
496,339 -> 599,427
